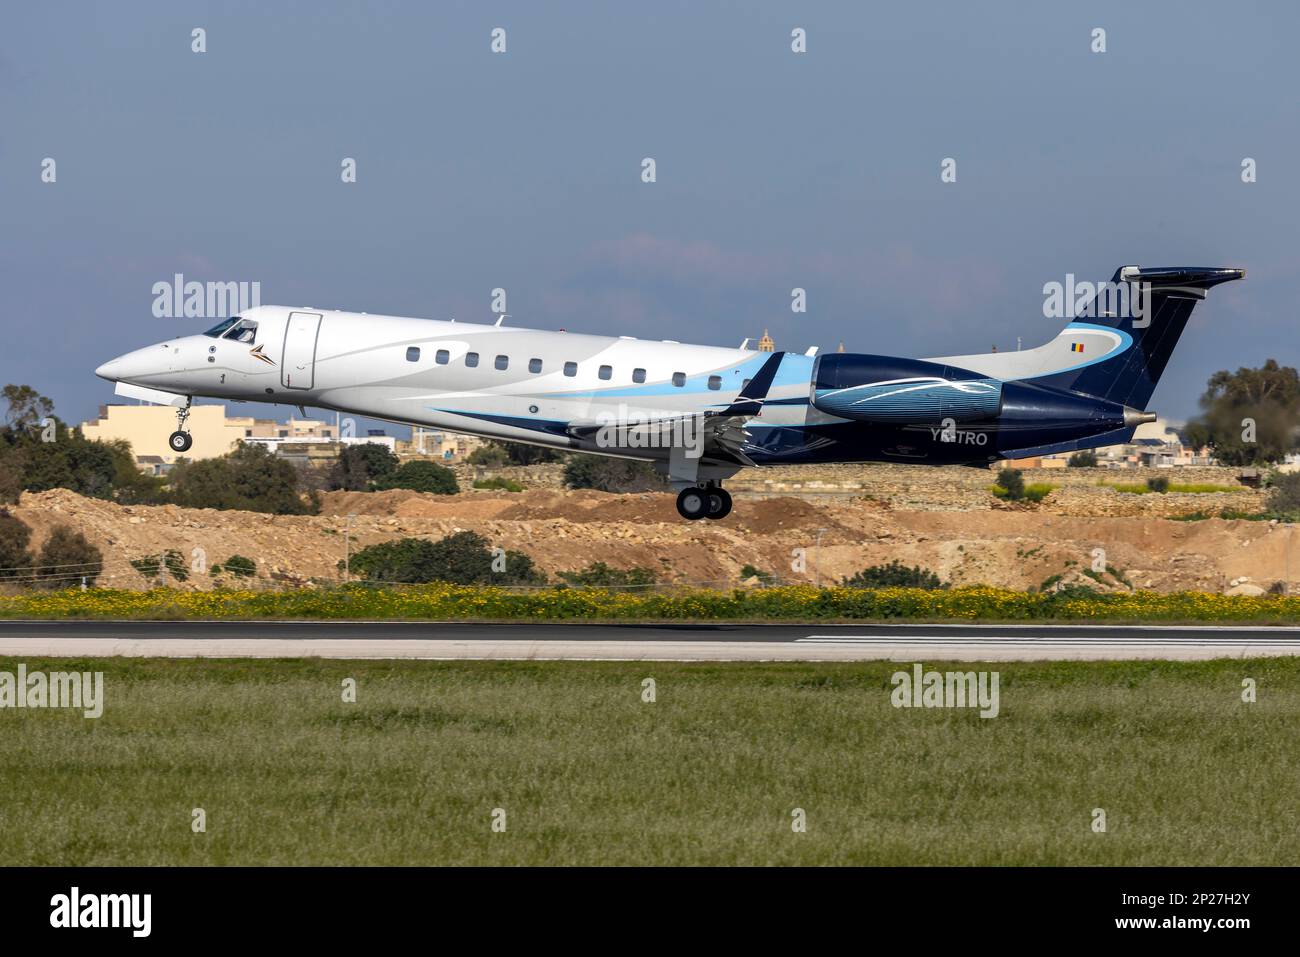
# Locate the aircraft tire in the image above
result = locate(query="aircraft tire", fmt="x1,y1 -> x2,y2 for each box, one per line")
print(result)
676,487 -> 710,520
705,488 -> 732,520
169,431 -> 193,453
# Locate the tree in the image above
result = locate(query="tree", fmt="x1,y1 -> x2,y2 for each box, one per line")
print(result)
0,509 -> 32,578
168,442 -> 317,514
0,386 -> 165,503
330,443 -> 398,491
32,525 -> 103,588
468,441 -> 560,467
372,460 -> 459,494
1184,360 -> 1300,466
995,467 -> 1025,501
466,443 -> 509,467
1267,472 -> 1300,520
348,531 -> 543,585
2,385 -> 54,431
1067,450 -> 1098,467
842,561 -> 944,590
563,454 -> 664,492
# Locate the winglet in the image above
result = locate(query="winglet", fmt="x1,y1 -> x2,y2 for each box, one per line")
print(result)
718,351 -> 785,417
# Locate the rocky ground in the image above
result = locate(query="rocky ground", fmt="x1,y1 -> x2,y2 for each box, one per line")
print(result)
9,464 -> 1294,595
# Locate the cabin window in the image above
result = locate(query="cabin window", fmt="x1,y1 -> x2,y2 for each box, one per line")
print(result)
465,352 -> 479,367
563,361 -> 577,377
495,354 -> 509,371
672,372 -> 686,387
406,347 -> 420,362
598,365 -> 612,380
707,375 -> 722,391
435,349 -> 450,365
632,368 -> 646,383
529,358 -> 543,373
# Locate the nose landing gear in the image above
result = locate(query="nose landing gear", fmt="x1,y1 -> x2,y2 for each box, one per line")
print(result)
168,399 -> 193,453
676,483 -> 732,521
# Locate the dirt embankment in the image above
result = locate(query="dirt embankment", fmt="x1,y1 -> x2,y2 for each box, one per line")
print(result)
10,464 -> 1292,595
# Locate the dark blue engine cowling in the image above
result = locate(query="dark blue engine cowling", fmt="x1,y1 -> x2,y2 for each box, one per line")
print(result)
812,354 -> 1002,423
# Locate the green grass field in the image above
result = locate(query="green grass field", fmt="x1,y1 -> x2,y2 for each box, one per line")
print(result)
2,656 -> 1297,866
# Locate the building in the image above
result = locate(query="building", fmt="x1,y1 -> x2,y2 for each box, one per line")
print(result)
81,404 -> 248,467
80,403 -> 395,469
405,427 -> 486,461
757,329 -> 775,352
1007,417 -> 1215,470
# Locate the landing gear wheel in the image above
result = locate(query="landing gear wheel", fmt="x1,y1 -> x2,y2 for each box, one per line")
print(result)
676,487 -> 710,521
169,430 -> 193,453
705,488 -> 732,520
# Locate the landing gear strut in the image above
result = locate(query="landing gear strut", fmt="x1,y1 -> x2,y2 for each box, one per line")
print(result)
676,484 -> 732,521
168,399 -> 193,453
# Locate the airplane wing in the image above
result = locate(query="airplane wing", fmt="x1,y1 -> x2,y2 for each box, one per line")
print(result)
565,351 -> 785,465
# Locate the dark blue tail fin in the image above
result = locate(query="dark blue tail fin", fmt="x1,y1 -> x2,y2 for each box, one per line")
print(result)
1037,266 -> 1244,409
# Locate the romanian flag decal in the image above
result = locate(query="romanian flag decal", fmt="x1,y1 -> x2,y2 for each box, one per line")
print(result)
1070,342 -> 1085,353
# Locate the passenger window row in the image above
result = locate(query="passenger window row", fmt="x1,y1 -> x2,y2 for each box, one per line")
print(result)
404,346 -> 723,389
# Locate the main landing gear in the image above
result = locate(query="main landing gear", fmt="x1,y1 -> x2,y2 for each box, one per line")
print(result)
676,483 -> 732,521
168,399 -> 193,453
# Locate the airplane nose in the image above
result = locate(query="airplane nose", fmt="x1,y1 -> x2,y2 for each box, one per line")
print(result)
95,357 -> 123,381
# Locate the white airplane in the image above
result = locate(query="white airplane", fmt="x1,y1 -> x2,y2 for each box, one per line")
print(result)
96,265 -> 1243,520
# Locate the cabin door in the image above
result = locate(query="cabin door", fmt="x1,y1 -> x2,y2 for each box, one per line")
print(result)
281,312 -> 322,390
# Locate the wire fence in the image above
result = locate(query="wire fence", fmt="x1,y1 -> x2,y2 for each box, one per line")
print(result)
0,551 -> 803,594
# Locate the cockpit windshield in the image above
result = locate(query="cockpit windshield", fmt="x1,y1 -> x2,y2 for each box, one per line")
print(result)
223,319 -> 258,344
203,316 -> 241,338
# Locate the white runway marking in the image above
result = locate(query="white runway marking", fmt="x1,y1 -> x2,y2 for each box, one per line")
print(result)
1,634 -> 1298,662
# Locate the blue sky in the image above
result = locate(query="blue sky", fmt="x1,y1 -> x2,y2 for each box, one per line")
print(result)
2,0 -> 1296,429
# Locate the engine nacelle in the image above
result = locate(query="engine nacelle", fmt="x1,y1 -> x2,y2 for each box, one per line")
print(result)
812,354 -> 1002,423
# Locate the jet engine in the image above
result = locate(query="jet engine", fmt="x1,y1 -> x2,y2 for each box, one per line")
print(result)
811,354 -> 1002,423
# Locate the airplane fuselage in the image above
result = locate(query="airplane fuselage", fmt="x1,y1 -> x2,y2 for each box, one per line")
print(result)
93,266 -> 1244,519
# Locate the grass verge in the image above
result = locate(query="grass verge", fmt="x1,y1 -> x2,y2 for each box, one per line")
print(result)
1,656 -> 1295,865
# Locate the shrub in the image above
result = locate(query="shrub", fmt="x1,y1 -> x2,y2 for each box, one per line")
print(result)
473,477 -> 524,492
223,555 -> 257,578
372,460 -> 459,495
168,442 -> 317,514
1267,472 -> 1300,520
349,531 -> 543,585
32,525 -> 103,588
162,548 -> 188,582
1146,475 -> 1170,494
993,468 -> 1025,501
466,444 -> 509,467
469,441 -> 559,466
558,562 -> 656,587
1022,483 -> 1055,503
0,509 -> 32,578
330,444 -> 399,491
842,561 -> 944,590
1067,450 -> 1098,467
131,555 -> 162,579
563,454 -> 664,492
740,563 -> 773,583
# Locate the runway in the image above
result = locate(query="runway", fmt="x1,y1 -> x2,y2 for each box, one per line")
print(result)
1,619 -> 1299,661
